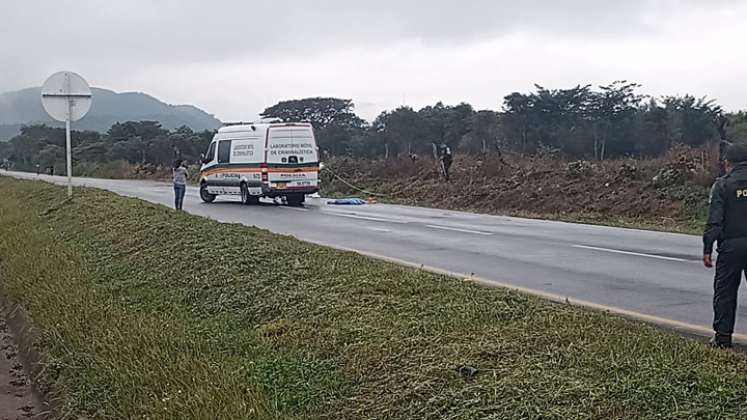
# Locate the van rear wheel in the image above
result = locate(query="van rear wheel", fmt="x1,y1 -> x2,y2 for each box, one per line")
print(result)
200,183 -> 216,203
286,194 -> 305,207
240,183 -> 259,205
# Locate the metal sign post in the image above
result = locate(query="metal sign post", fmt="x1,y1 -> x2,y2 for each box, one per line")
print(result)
65,116 -> 72,196
41,71 -> 92,197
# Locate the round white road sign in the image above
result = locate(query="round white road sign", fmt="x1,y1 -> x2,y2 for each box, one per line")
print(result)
41,71 -> 92,122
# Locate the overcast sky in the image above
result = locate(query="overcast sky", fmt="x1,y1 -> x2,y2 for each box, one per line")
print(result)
2,0 -> 746,121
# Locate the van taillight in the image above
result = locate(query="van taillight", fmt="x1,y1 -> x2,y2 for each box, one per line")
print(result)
260,163 -> 268,182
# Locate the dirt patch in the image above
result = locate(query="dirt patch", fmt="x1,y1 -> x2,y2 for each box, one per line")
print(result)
323,145 -> 716,232
0,313 -> 38,419
0,293 -> 57,420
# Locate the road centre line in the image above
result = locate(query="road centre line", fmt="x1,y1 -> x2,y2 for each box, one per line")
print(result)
572,245 -> 688,262
336,213 -> 409,224
366,227 -> 393,233
279,206 -> 309,212
426,224 -> 493,236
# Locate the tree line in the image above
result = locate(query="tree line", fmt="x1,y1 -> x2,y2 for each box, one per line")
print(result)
2,82 -> 747,173
262,83 -> 746,161
0,121 -> 213,172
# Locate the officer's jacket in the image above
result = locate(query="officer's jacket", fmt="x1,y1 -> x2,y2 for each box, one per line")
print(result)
704,162 -> 747,254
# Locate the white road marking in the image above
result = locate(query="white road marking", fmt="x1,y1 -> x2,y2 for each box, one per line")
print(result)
366,227 -> 393,233
279,206 -> 309,212
572,245 -> 687,262
426,225 -> 493,236
336,213 -> 409,224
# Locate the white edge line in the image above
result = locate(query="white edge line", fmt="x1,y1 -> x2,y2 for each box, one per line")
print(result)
573,245 -> 689,262
426,224 -> 492,236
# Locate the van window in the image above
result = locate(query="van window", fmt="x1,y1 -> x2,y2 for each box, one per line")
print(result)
204,142 -> 216,164
217,140 -> 232,164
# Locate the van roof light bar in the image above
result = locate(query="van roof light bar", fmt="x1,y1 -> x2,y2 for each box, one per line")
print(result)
222,121 -> 258,131
222,121 -> 255,127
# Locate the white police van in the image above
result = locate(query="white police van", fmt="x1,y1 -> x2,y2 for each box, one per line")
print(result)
199,122 -> 320,206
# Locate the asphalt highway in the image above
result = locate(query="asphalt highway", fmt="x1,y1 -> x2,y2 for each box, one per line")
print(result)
4,170 -> 740,337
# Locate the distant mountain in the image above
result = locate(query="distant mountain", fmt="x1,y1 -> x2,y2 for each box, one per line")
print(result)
0,87 -> 222,140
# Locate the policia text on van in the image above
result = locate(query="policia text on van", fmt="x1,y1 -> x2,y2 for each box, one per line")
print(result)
199,123 -> 320,206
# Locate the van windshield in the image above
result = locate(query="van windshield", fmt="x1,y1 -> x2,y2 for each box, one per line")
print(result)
267,127 -> 318,165
203,142 -> 216,164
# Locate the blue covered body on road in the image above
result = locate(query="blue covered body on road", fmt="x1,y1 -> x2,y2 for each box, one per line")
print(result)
327,198 -> 367,205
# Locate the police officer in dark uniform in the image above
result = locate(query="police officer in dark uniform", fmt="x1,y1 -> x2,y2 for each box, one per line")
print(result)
703,143 -> 747,348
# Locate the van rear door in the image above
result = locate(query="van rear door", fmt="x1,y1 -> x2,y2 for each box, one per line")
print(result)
265,124 -> 320,192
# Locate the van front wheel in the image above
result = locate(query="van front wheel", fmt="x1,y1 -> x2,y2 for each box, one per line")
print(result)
200,183 -> 216,203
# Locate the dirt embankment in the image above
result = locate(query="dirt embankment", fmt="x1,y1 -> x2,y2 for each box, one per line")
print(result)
0,310 -> 41,419
322,146 -> 717,232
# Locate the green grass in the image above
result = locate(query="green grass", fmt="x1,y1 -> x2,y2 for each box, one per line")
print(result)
1,177 -> 746,419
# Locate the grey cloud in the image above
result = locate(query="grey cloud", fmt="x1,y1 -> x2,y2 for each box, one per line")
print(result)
0,0 -> 703,73
0,0 -> 740,111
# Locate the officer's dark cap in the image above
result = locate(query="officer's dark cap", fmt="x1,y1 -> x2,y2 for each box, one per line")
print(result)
726,143 -> 747,163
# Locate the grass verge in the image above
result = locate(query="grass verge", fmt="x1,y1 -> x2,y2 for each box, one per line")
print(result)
0,177 -> 745,419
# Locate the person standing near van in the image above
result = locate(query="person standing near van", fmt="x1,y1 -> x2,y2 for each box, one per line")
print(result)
704,143 -> 747,348
173,160 -> 188,210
